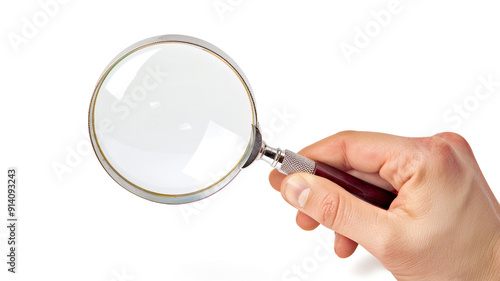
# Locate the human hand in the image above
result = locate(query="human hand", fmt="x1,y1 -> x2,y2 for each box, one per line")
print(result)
269,131 -> 500,280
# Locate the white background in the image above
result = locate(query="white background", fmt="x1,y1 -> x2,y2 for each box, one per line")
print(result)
1,0 -> 500,280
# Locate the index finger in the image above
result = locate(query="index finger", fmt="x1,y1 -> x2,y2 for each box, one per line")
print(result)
298,131 -> 422,190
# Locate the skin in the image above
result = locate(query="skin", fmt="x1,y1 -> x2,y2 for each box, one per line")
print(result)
269,131 -> 500,280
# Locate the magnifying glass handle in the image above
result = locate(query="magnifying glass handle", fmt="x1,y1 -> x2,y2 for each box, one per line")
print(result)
312,161 -> 396,210
272,149 -> 396,210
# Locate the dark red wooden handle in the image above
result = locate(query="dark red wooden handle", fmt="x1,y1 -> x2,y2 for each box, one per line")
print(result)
314,161 -> 396,210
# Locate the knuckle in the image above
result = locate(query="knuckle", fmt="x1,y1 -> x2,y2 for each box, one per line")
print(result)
435,132 -> 473,155
434,132 -> 465,143
316,192 -> 343,230
331,130 -> 358,144
334,130 -> 357,138
424,135 -> 460,170
430,135 -> 454,157
416,134 -> 471,188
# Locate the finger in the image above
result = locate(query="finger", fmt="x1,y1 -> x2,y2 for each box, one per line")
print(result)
296,211 -> 320,231
281,173 -> 392,251
269,169 -> 286,192
335,232 -> 358,258
298,131 -> 421,190
270,159 -> 395,192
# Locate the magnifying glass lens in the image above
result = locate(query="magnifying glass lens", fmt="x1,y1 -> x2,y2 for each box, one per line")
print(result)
92,42 -> 254,196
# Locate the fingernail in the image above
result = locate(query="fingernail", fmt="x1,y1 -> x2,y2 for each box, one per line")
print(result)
283,175 -> 311,208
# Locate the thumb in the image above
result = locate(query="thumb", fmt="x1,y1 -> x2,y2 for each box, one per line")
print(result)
281,173 -> 392,250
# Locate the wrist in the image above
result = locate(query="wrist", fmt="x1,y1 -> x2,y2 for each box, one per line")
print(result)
486,232 -> 500,280
479,227 -> 500,280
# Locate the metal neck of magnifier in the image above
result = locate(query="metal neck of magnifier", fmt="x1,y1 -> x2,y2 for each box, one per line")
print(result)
243,126 -> 315,175
257,144 -> 316,175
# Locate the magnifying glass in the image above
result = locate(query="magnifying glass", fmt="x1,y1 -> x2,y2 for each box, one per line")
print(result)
89,34 -> 396,209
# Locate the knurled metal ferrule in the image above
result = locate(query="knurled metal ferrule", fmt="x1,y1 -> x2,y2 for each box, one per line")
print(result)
278,150 -> 315,175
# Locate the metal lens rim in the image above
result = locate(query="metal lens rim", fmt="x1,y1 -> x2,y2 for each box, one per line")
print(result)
88,34 -> 258,204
